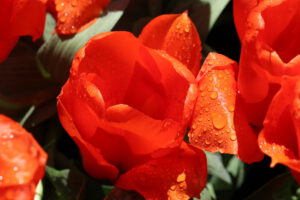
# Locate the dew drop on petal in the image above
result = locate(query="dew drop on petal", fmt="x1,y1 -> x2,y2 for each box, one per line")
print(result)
210,91 -> 218,100
230,135 -> 237,141
56,2 -> 65,11
228,105 -> 235,112
176,172 -> 186,182
212,113 -> 227,129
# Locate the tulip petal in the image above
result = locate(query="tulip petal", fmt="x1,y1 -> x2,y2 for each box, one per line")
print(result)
234,96 -> 264,163
233,0 -> 257,40
0,115 -> 47,199
189,53 -> 263,162
57,79 -> 119,181
258,76 -> 300,170
0,0 -> 46,62
116,142 -> 207,200
236,0 -> 300,103
139,12 -> 201,75
189,53 -> 238,154
48,0 -> 110,35
72,31 -> 193,124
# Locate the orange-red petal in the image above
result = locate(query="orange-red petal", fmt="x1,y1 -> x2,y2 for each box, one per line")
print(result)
57,79 -> 119,181
116,142 -> 207,200
189,53 -> 238,154
139,12 -> 202,75
258,76 -> 300,171
58,31 -> 197,178
0,115 -> 47,200
48,0 -> 110,35
0,0 -> 46,62
236,0 -> 300,103
189,53 -> 263,163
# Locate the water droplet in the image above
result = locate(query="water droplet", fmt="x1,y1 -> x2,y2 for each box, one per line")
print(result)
56,2 -> 65,11
13,166 -> 19,171
210,91 -> 218,100
184,27 -> 189,32
60,14 -> 67,22
217,139 -> 223,144
0,176 -> 3,181
199,85 -> 205,91
212,113 -> 227,129
205,140 -> 211,145
177,172 -> 186,182
230,135 -> 237,141
228,105 -> 235,112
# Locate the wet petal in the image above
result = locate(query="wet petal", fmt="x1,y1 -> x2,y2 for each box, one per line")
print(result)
48,0 -> 110,35
116,142 -> 207,200
0,115 -> 47,199
189,53 -> 238,154
139,12 -> 202,75
258,76 -> 300,170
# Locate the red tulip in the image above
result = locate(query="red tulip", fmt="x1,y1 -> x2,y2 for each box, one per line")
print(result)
258,76 -> 300,174
234,0 -> 300,103
0,115 -> 47,200
189,53 -> 263,163
58,13 -> 207,199
47,0 -> 110,35
0,0 -> 46,62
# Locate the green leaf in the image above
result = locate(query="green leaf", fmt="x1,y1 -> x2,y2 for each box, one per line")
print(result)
34,181 -> 44,200
245,172 -> 298,200
206,151 -> 232,184
227,156 -> 245,189
37,0 -> 129,85
198,0 -> 230,31
45,167 -> 73,200
195,183 -> 217,200
42,13 -> 56,42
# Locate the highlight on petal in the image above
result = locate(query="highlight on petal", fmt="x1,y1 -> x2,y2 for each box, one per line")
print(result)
189,53 -> 263,163
258,76 -> 300,171
139,12 -> 202,75
116,142 -> 207,200
0,115 -> 47,200
48,0 -> 110,35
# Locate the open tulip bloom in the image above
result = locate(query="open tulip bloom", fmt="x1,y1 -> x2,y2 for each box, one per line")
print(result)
1,0 -> 300,199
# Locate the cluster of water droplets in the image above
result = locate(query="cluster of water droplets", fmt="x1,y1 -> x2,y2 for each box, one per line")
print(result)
189,66 -> 237,152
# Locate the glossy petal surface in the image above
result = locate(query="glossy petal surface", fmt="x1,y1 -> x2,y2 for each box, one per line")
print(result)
57,31 -> 196,180
48,0 -> 110,34
0,0 -> 46,62
258,76 -> 300,170
139,12 -> 202,75
0,115 -> 47,200
116,142 -> 207,200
